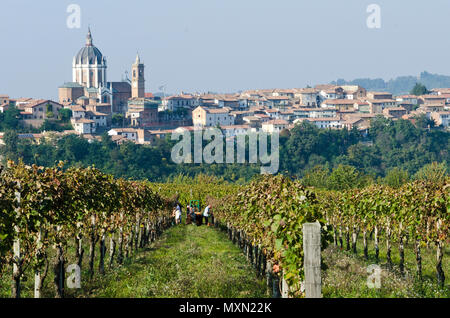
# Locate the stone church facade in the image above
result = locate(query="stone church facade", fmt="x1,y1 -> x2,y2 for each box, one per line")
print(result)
58,28 -> 142,114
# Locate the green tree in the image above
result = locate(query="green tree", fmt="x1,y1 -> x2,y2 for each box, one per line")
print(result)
414,114 -> 435,129
100,132 -> 116,150
414,162 -> 448,183
1,130 -> 19,162
301,165 -> 329,188
40,119 -> 71,132
1,105 -> 21,130
383,167 -> 409,188
410,82 -> 429,96
59,108 -> 72,122
327,164 -> 363,190
112,114 -> 125,127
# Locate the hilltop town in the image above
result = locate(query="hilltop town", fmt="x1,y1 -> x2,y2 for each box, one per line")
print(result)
0,29 -> 449,146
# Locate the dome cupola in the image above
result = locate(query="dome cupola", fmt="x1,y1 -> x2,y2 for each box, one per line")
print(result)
72,28 -> 107,88
74,28 -> 104,65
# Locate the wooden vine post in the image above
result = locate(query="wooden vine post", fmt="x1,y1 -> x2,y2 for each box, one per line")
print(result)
303,222 -> 321,298
34,227 -> 43,298
12,190 -> 21,298
281,273 -> 289,298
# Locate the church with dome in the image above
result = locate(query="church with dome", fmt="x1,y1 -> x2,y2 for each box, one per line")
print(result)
58,28 -> 146,115
72,28 -> 107,89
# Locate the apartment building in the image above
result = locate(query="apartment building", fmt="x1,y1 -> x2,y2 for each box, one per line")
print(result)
192,106 -> 235,127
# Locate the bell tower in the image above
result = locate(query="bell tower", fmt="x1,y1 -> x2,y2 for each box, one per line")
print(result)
131,53 -> 145,98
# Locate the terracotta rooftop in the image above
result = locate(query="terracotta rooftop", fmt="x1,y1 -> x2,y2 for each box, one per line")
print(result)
220,125 -> 251,129
367,99 -> 396,103
87,111 -> 108,116
168,94 -> 194,100
73,118 -> 94,124
200,107 -> 231,114
322,99 -> 357,105
266,96 -> 290,100
295,88 -> 319,94
302,117 -> 341,122
420,94 -> 446,99
18,99 -> 56,108
110,135 -> 128,142
367,91 -> 392,95
315,84 -> 337,90
383,106 -> 406,111
71,105 -> 86,112
110,128 -> 138,133
263,119 -> 289,125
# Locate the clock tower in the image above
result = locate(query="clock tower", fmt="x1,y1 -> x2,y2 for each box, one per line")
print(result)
131,53 -> 145,98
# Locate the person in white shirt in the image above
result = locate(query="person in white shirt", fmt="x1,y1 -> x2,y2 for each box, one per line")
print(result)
203,205 -> 211,226
175,204 -> 182,225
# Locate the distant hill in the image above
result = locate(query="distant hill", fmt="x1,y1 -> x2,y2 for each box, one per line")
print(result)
330,71 -> 450,95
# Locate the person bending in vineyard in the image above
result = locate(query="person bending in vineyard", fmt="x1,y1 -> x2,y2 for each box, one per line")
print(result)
191,206 -> 197,225
195,206 -> 203,226
186,205 -> 192,225
208,207 -> 213,226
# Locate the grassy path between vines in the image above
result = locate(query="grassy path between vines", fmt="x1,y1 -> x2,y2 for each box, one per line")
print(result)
82,223 -> 267,298
1,222 -> 447,298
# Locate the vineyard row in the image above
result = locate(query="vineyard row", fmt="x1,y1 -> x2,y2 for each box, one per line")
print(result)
0,162 -> 174,298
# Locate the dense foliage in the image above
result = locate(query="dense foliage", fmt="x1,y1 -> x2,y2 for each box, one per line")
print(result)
211,175 -> 449,296
333,71 -> 450,95
0,106 -> 72,133
1,117 -> 448,183
0,161 -> 173,297
1,162 -> 448,298
318,179 -> 449,286
410,83 -> 430,96
213,175 -> 332,297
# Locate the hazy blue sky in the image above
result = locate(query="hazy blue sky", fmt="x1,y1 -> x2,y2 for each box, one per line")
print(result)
1,0 -> 450,99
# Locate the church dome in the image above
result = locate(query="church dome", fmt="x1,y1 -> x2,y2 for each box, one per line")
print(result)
75,46 -> 103,64
74,28 -> 104,65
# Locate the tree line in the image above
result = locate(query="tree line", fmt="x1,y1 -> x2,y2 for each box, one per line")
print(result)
0,116 -> 448,184
332,71 -> 450,95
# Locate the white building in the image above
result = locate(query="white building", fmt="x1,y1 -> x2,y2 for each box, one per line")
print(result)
238,97 -> 259,109
318,86 -> 344,100
166,94 -> 198,111
72,118 -> 96,134
295,117 -> 342,129
293,107 -> 337,119
87,111 -> 108,127
265,109 -> 280,118
396,95 -> 419,105
367,99 -> 397,114
192,106 -> 235,127
70,105 -> 86,119
220,125 -> 254,137
108,128 -> 139,142
294,88 -> 319,106
261,119 -> 289,133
